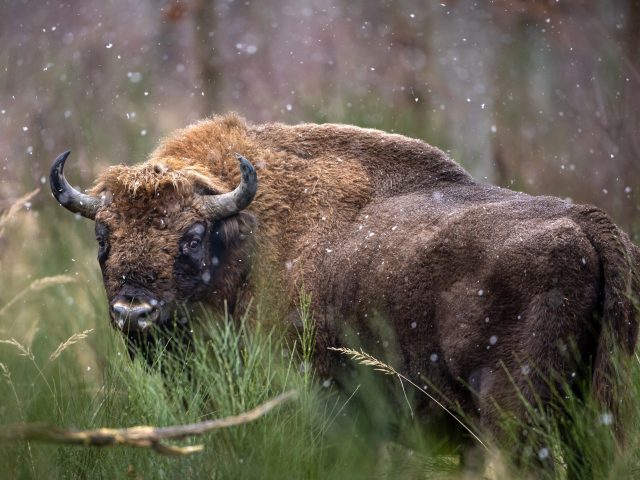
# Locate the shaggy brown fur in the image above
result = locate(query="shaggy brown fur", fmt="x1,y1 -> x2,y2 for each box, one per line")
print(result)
64,113 -> 638,458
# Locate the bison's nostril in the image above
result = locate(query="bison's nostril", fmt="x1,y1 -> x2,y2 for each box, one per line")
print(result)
112,304 -> 129,317
110,297 -> 159,332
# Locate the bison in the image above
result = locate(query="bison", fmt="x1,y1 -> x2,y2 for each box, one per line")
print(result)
50,113 -> 638,468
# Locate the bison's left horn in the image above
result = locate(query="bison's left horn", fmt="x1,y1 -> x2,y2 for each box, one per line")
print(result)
202,153 -> 258,218
49,150 -> 102,220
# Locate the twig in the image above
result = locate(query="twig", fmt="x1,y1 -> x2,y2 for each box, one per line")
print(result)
0,390 -> 297,455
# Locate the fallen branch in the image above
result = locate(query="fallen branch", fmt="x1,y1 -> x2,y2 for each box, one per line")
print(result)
0,390 -> 297,455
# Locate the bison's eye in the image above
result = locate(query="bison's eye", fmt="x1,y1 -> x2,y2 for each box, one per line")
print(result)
180,223 -> 206,259
96,236 -> 108,257
181,236 -> 204,256
182,237 -> 202,255
95,223 -> 110,263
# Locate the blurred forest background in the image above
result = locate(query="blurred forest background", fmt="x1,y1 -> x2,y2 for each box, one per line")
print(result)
1,0 -> 639,231
1,1 -> 640,477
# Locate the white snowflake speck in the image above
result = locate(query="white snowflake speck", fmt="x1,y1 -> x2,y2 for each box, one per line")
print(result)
599,412 -> 613,426
538,447 -> 549,460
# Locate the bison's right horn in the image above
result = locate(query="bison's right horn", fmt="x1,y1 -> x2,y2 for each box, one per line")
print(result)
201,153 -> 258,218
49,150 -> 102,220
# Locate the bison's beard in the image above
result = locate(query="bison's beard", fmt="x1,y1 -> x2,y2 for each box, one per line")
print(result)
119,302 -> 199,366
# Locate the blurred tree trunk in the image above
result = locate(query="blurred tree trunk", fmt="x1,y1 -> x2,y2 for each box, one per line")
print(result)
490,18 -> 534,189
627,1 -> 640,62
621,0 -> 640,231
193,0 -> 221,115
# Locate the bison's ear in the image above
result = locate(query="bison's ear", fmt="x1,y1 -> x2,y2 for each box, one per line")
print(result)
215,211 -> 257,248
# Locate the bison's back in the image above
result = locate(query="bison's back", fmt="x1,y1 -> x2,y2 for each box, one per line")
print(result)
251,121 -> 473,197
315,185 -> 603,424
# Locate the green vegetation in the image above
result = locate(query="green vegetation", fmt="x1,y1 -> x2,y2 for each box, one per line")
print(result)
1,197 -> 640,479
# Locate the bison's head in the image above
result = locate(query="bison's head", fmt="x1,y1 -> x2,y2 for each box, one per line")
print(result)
49,151 -> 257,336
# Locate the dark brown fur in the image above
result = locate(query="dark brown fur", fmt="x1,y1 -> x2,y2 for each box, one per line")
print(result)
81,113 -> 638,446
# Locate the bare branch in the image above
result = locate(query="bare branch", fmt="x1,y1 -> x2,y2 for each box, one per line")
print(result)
0,390 -> 297,456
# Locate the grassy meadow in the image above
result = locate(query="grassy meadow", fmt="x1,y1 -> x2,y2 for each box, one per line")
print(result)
1,188 -> 640,480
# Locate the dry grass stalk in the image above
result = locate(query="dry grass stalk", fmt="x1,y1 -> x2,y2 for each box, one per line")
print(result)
47,329 -> 94,364
0,361 -> 36,474
0,338 -> 34,360
0,188 -> 39,239
328,346 -> 489,451
0,390 -> 298,455
0,275 -> 76,317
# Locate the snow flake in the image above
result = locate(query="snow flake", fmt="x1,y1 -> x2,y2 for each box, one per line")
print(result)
127,71 -> 142,83
599,412 -> 613,426
538,447 -> 549,460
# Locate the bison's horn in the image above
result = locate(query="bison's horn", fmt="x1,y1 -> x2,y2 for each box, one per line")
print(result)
202,153 -> 258,218
49,150 -> 101,220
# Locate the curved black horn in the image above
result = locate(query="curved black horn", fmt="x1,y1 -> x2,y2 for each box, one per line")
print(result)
49,150 -> 101,220
201,153 -> 258,218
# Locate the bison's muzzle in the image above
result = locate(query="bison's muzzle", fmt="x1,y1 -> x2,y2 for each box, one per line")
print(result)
110,295 -> 160,332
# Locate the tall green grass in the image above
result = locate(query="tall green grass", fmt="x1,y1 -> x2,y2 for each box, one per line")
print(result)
1,195 -> 640,479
